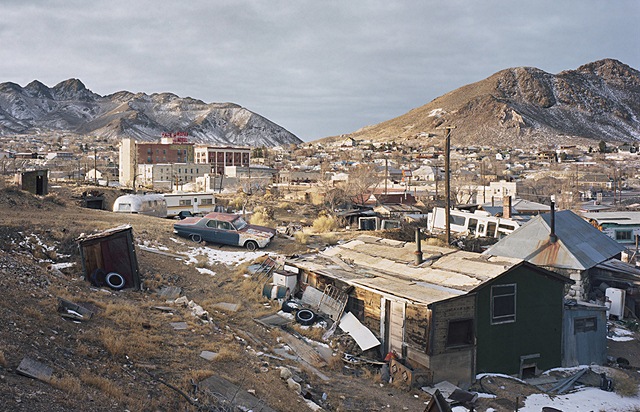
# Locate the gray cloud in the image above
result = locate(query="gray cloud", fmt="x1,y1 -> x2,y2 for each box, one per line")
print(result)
1,0 -> 638,141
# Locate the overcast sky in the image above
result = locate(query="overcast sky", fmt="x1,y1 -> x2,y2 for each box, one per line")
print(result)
1,1 -> 638,141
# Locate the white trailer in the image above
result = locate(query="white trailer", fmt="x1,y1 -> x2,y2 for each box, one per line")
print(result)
427,207 -> 520,239
163,192 -> 216,218
113,194 -> 168,218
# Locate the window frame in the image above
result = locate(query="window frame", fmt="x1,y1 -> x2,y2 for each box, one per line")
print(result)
491,283 -> 517,325
446,318 -> 474,348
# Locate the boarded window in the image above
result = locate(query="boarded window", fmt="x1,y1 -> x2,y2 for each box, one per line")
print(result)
446,319 -> 473,347
575,317 -> 597,333
491,284 -> 516,324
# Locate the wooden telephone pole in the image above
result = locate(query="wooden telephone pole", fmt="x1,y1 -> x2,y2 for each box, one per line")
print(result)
442,126 -> 456,245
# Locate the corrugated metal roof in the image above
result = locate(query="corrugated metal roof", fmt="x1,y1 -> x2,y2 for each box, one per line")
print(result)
289,235 -> 523,305
484,210 -> 625,270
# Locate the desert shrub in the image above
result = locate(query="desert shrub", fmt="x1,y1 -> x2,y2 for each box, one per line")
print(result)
229,194 -> 247,211
312,214 -> 338,233
250,206 -> 275,227
320,233 -> 338,245
294,231 -> 309,244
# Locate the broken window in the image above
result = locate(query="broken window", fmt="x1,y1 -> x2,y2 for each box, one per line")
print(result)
446,319 -> 473,348
491,284 -> 516,324
347,296 -> 365,322
574,317 -> 597,333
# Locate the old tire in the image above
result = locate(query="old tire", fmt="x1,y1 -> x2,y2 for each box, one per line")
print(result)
245,240 -> 258,251
105,272 -> 125,290
189,234 -> 202,243
295,309 -> 316,326
90,268 -> 106,287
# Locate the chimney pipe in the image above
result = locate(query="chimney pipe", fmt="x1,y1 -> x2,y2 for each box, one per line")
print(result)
414,227 -> 423,265
503,196 -> 512,219
550,201 -> 557,243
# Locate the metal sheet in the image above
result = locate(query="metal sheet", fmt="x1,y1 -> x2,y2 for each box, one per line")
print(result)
339,311 -> 381,351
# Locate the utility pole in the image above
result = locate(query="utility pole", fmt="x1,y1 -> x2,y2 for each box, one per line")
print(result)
94,147 -> 98,186
442,126 -> 456,245
385,157 -> 388,195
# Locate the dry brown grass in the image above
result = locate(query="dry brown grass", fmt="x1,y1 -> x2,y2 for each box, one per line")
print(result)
0,351 -> 7,368
23,306 -> 45,321
615,374 -> 639,397
103,301 -> 145,328
80,371 -> 126,402
99,327 -> 127,357
213,346 -> 244,363
292,324 -> 325,341
50,375 -> 82,396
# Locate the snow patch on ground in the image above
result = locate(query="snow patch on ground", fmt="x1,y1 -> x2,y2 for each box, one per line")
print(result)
609,326 -> 635,342
196,267 -> 216,276
185,246 -> 267,266
521,387 -> 640,411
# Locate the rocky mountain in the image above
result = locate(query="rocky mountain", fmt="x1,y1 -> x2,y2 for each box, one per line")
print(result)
343,59 -> 640,148
0,79 -> 302,147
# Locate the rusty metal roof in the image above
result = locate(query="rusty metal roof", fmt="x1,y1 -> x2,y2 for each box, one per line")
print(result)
484,210 -> 624,270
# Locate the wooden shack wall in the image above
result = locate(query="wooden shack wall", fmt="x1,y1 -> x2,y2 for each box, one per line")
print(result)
352,287 -> 382,336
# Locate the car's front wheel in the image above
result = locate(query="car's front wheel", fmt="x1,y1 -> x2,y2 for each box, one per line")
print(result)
189,234 -> 202,243
245,240 -> 258,251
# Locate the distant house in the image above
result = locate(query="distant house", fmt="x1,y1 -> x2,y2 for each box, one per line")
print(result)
287,236 -> 571,386
582,212 -> 640,246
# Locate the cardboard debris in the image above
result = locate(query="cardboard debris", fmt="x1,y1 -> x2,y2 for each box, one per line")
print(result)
17,357 -> 53,382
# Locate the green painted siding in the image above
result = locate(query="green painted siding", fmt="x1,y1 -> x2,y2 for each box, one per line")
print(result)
475,265 -> 565,375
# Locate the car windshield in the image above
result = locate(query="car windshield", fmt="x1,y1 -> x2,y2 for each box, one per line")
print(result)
233,216 -> 247,230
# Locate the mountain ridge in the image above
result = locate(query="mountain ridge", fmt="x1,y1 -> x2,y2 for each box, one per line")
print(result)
0,79 -> 301,147
339,59 -> 640,148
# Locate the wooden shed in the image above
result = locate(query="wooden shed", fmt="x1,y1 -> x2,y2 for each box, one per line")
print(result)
17,169 -> 48,195
77,225 -> 141,290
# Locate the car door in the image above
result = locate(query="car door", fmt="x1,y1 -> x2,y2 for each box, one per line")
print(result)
216,220 -> 241,246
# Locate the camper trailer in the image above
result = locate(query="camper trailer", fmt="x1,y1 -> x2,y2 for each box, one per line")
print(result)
163,192 -> 216,218
112,194 -> 168,218
427,207 -> 519,239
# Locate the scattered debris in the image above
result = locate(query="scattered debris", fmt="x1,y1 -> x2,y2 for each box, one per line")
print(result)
213,302 -> 240,312
338,311 -> 381,351
57,297 -> 94,321
157,285 -> 182,300
16,357 -> 53,383
199,351 -> 219,361
198,375 -> 278,412
170,322 -> 189,330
